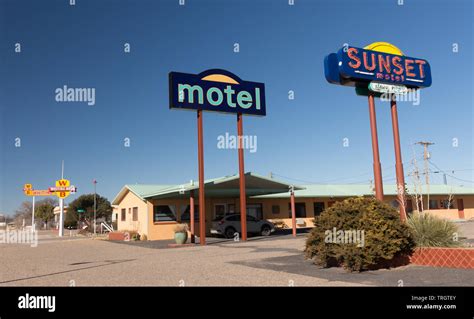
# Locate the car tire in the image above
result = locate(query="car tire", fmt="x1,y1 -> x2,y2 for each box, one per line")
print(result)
261,225 -> 272,236
225,227 -> 237,239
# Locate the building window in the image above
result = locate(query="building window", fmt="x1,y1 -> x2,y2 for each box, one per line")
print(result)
247,203 -> 263,220
429,200 -> 438,209
121,209 -> 126,221
288,203 -> 306,218
440,199 -> 455,209
228,204 -> 236,214
313,202 -> 325,216
391,200 -> 400,208
214,204 -> 227,220
132,207 -> 138,221
153,205 -> 176,222
180,205 -> 199,221
272,205 -> 280,215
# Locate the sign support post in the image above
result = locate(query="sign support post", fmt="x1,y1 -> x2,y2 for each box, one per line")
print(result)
197,110 -> 206,245
190,190 -> 195,243
237,113 -> 247,241
31,196 -> 35,232
368,93 -> 384,201
390,96 -> 407,221
290,187 -> 296,237
59,198 -> 64,237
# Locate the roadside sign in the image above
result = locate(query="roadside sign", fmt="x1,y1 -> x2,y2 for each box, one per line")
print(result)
24,189 -> 54,196
50,179 -> 76,199
169,69 -> 266,116
23,184 -> 54,196
369,82 -> 408,94
324,44 -> 432,89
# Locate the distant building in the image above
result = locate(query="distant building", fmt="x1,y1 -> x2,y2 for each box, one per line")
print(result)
53,206 -> 68,228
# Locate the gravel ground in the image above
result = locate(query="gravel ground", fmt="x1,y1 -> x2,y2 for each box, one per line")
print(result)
0,234 -> 472,287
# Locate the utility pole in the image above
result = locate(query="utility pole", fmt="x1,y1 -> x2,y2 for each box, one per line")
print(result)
409,144 -> 422,212
93,179 -> 97,236
416,141 -> 434,210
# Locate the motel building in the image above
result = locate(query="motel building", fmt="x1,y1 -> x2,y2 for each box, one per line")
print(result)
111,172 -> 474,241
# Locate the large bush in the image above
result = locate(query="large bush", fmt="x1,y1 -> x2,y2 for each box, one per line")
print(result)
305,197 -> 415,272
407,213 -> 461,247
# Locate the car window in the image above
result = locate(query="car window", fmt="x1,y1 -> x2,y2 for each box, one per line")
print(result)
226,215 -> 240,221
246,215 -> 257,222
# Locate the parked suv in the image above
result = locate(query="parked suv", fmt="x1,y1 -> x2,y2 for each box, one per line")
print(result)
211,214 -> 275,238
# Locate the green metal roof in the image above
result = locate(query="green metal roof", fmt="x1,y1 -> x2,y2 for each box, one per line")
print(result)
253,184 -> 474,198
112,172 -> 474,205
112,173 -> 302,204
142,172 -> 303,200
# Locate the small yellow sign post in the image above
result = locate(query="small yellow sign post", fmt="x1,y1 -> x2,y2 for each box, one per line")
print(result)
23,184 -> 55,232
48,178 -> 77,237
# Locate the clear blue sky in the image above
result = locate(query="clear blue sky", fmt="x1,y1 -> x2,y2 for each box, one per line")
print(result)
1,0 -> 472,215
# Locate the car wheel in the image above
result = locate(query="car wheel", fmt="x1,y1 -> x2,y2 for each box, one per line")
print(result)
261,225 -> 271,236
225,227 -> 237,239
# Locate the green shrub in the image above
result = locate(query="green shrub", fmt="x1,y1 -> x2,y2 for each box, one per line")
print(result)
305,197 -> 415,272
407,213 -> 461,247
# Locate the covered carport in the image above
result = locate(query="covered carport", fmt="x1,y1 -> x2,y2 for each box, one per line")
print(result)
142,172 -> 304,245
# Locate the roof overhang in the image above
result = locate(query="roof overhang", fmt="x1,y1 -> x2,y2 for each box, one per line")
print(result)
143,173 -> 304,200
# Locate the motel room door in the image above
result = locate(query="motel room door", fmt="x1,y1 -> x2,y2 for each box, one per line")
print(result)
457,199 -> 465,219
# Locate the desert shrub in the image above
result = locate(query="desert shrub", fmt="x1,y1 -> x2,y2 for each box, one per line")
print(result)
305,197 -> 415,272
407,213 -> 461,247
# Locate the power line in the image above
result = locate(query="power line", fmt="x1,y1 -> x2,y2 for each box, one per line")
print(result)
428,160 -> 474,184
272,167 -> 391,185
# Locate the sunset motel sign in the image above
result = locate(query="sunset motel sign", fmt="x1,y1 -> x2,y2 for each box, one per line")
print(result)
169,69 -> 266,245
324,42 -> 432,221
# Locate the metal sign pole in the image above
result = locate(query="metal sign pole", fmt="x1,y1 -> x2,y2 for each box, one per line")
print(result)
32,196 -> 35,232
368,93 -> 384,201
197,110 -> 206,245
290,189 -> 296,237
59,198 -> 64,237
390,96 -> 407,221
237,113 -> 247,241
59,160 -> 65,237
190,190 -> 195,243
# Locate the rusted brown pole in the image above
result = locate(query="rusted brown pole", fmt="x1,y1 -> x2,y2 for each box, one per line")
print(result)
197,110 -> 206,245
190,190 -> 195,243
237,113 -> 247,241
290,190 -> 296,237
390,96 -> 407,221
368,93 -> 384,201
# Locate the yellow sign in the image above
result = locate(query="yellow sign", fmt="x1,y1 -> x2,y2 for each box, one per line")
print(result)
364,42 -> 404,56
53,179 -> 71,199
25,189 -> 54,196
23,184 -> 53,196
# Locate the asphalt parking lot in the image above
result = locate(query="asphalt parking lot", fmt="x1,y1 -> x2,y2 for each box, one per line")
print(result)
1,231 -> 473,286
